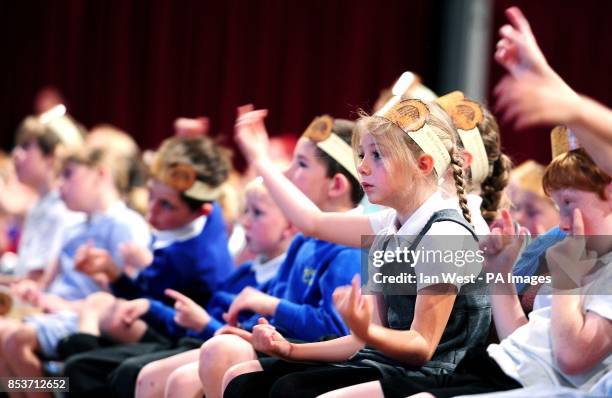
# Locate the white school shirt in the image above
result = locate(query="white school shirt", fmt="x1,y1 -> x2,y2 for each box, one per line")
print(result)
487,252 -> 612,392
15,190 -> 84,276
367,191 -> 482,292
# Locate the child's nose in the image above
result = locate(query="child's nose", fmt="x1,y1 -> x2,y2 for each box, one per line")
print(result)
357,159 -> 370,176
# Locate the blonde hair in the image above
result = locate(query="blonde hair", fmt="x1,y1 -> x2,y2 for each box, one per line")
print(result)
353,101 -> 471,223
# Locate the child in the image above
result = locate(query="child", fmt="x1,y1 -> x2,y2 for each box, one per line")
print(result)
214,98 -> 490,398
131,111 -> 365,398
435,92 -> 512,233
0,142 -> 150,392
323,147 -> 611,397
6,111 -> 84,282
62,177 -> 293,397
72,136 -> 233,339
508,160 -> 560,236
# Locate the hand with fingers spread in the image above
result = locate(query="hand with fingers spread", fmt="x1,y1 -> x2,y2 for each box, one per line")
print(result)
213,325 -> 253,342
222,286 -> 280,326
234,104 -> 270,164
481,210 -> 529,277
333,275 -> 372,342
546,209 -> 598,290
119,298 -> 150,326
251,318 -> 293,359
165,288 -> 211,332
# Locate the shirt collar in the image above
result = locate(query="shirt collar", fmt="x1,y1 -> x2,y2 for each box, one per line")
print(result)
152,215 -> 207,250
393,191 -> 447,235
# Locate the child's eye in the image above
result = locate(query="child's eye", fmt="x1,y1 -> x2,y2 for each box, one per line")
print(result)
253,208 -> 263,217
160,200 -> 175,210
298,160 -> 308,168
372,150 -> 381,160
356,152 -> 364,160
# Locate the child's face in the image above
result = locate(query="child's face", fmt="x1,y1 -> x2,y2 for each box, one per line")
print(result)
356,133 -> 405,206
12,138 -> 50,188
510,187 -> 560,235
146,179 -> 200,231
283,138 -> 331,208
60,162 -> 98,212
241,188 -> 290,258
551,188 -> 612,236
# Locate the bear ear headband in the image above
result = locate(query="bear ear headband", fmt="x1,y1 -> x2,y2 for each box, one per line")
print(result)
302,115 -> 359,180
151,159 -> 222,202
435,92 -> 490,184
375,97 -> 451,178
550,125 -> 580,158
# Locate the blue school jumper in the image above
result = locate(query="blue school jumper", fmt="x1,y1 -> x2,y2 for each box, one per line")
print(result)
111,203 -> 233,310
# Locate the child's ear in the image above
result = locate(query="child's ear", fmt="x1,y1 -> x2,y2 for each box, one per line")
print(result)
417,154 -> 435,176
200,202 -> 214,216
328,173 -> 350,199
461,150 -> 473,170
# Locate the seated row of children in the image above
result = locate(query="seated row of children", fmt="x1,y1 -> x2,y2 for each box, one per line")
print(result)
0,6 -> 610,398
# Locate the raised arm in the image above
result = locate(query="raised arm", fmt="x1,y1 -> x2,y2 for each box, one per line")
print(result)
234,105 -> 374,248
494,6 -> 612,175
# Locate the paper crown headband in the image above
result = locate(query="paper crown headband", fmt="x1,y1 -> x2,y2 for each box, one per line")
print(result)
434,91 -> 489,184
551,126 -> 580,158
374,97 -> 451,178
39,104 -> 83,149
150,160 -> 222,202
302,115 -> 359,180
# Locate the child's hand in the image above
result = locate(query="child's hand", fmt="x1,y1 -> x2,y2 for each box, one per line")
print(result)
481,210 -> 528,276
38,293 -> 71,313
252,318 -> 293,359
75,241 -> 120,280
10,279 -> 42,306
333,275 -> 372,342
120,243 -> 153,277
494,73 -> 581,130
214,325 -> 253,342
118,298 -> 150,326
234,104 -> 270,165
546,209 -> 598,290
495,6 -> 550,77
222,286 -> 280,326
165,289 -> 211,332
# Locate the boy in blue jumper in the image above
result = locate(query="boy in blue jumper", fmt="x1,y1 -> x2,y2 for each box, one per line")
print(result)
62,178 -> 295,397
67,136 -> 234,346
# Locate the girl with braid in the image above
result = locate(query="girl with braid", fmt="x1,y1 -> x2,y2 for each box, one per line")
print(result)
207,98 -> 491,398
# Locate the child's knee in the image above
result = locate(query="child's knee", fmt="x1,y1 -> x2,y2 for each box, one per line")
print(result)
166,365 -> 198,391
222,360 -> 262,392
2,324 -> 37,354
85,291 -> 116,311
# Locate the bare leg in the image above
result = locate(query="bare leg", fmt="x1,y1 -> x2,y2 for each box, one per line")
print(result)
164,361 -> 202,398
0,319 -> 26,398
77,291 -> 116,335
2,323 -> 52,398
221,360 -> 263,393
317,381 -> 386,398
198,335 -> 258,398
135,349 -> 200,398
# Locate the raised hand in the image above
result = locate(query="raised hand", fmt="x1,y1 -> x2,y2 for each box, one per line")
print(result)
120,242 -> 153,277
251,318 -> 293,358
494,6 -> 550,77
333,275 -> 372,342
234,104 -> 270,164
165,288 -> 211,332
481,210 -> 529,276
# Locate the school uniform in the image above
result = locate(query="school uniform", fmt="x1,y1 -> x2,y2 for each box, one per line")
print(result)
225,191 -> 491,398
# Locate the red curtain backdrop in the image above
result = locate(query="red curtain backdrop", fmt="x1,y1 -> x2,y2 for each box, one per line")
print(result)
1,0 -> 440,158
489,0 -> 612,165
3,0 -> 611,167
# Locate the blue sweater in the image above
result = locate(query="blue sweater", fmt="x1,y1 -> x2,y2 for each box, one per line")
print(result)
240,235 -> 361,341
145,261 -> 259,340
146,235 -> 361,343
111,203 -> 233,310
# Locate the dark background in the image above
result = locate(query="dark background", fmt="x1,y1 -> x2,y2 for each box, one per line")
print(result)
2,0 -> 611,166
